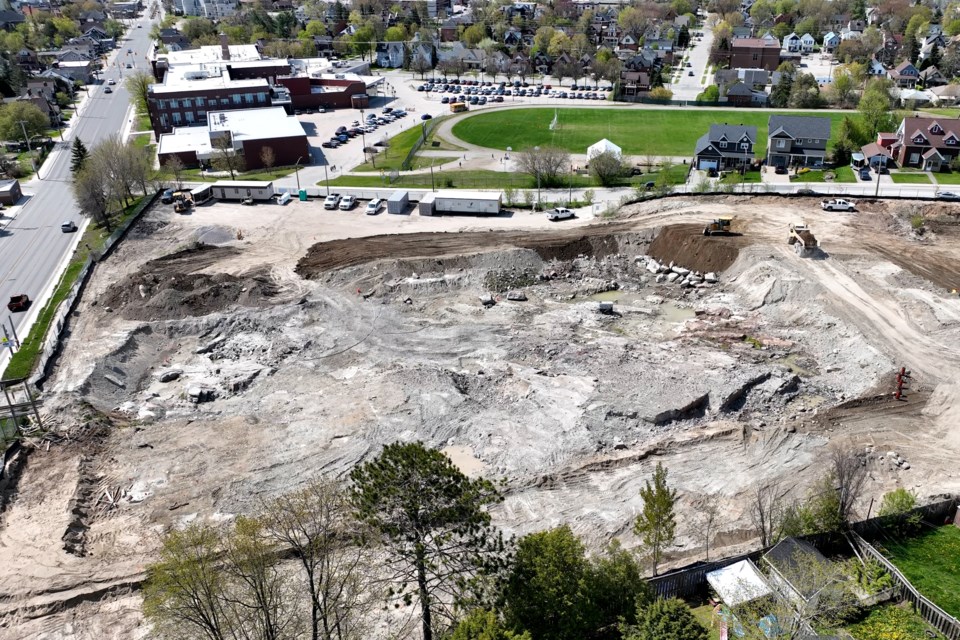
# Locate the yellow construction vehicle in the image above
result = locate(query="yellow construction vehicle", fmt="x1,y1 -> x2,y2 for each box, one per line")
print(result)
703,216 -> 733,236
173,191 -> 193,214
788,222 -> 819,257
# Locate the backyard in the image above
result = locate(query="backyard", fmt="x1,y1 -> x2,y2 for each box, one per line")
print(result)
450,108 -> 859,156
880,526 -> 960,619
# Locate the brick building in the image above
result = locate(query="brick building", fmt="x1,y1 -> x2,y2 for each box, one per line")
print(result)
726,38 -> 781,72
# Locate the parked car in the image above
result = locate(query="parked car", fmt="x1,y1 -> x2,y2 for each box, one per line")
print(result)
324,193 -> 341,209
421,114 -> 433,120
7,294 -> 30,312
161,189 -> 175,203
547,207 -> 575,221
104,86 -> 113,93
339,195 -> 356,210
107,79 -> 116,85
61,220 -> 77,232
775,166 -> 788,175
365,198 -> 382,215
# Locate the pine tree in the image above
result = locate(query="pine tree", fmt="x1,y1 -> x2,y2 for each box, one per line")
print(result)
70,137 -> 88,174
633,462 -> 677,576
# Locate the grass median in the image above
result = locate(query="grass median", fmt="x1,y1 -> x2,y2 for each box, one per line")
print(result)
3,196 -> 146,381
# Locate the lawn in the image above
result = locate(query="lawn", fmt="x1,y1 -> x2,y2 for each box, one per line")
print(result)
352,125 -> 424,172
451,108 -> 859,156
845,604 -> 945,640
329,163 -> 689,190
719,169 -> 762,184
880,526 -> 960,618
932,171 -> 960,185
689,604 -> 722,640
890,172 -> 932,184
791,166 -> 857,183
179,166 -> 296,183
131,133 -> 152,149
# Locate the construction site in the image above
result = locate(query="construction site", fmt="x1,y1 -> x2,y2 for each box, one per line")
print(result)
2,193 -> 960,638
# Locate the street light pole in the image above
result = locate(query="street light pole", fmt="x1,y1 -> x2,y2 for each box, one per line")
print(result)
294,156 -> 302,192
323,162 -> 330,196
534,145 -> 541,210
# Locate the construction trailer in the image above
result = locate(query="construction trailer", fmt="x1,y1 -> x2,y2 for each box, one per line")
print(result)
191,184 -> 213,205
387,190 -> 409,214
211,180 -> 276,202
425,190 -> 502,216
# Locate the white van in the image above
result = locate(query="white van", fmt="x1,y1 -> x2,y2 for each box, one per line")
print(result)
277,192 -> 291,205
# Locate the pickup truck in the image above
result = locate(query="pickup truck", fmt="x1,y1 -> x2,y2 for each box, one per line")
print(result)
820,198 -> 855,212
324,193 -> 341,209
7,294 -> 30,312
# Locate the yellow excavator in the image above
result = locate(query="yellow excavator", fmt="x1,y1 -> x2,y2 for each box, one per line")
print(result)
173,191 -> 193,213
703,216 -> 733,236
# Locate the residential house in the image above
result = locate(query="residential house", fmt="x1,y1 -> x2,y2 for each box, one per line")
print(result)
159,28 -> 191,50
840,27 -> 862,41
693,124 -> 757,171
312,35 -> 335,57
867,58 -> 886,76
783,32 -> 801,52
865,6 -> 880,25
439,18 -> 459,42
919,31 -> 946,61
0,10 -> 25,31
727,37 -> 781,72
83,26 -> 115,50
731,26 -> 753,39
503,27 -> 522,47
619,70 -> 650,97
409,42 -> 434,69
376,42 -> 404,68
888,116 -> 960,170
888,60 -> 919,88
800,33 -> 815,52
618,34 -> 639,51
919,66 -> 947,87
15,48 -> 38,72
861,141 -> 893,168
623,51 -> 659,72
13,88 -> 61,126
724,81 -> 755,106
822,32 -> 840,52
931,84 -> 960,106
766,114 -> 831,168
876,32 -> 901,67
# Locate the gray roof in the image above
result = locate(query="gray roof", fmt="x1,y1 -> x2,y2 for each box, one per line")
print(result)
768,115 -> 831,140
709,124 -> 757,143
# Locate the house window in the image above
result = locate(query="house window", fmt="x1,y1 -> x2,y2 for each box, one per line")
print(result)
160,114 -> 168,128
221,98 -> 229,106
909,153 -> 920,164
948,138 -> 957,145
245,93 -> 254,103
914,137 -> 925,144
169,99 -> 178,109
196,97 -> 205,107
171,112 -> 181,125
156,99 -> 166,109
740,143 -> 749,150
257,92 -> 267,102
719,141 -> 727,148
182,98 -> 192,108
777,140 -> 786,148
752,53 -> 758,61
185,111 -> 195,123
232,94 -> 241,105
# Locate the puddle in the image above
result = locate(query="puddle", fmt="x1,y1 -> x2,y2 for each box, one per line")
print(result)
589,291 -> 624,302
442,445 -> 485,476
780,353 -> 818,377
658,301 -> 697,324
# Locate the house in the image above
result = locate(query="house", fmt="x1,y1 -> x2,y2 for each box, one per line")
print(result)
0,10 -> 25,31
503,27 -> 522,47
0,179 -> 22,206
409,43 -> 434,69
888,60 -> 919,88
727,37 -> 781,72
861,142 -> 893,168
888,116 -> 960,170
724,81 -> 754,106
800,33 -> 815,52
822,32 -> 840,52
376,42 -> 405,68
783,32 -> 801,52
693,123 -> 757,171
931,83 -> 960,106
919,66 -> 947,87
15,48 -> 38,72
766,115 -> 830,168
619,71 -> 651,96
618,34 -> 638,51
867,58 -> 886,76
159,28 -> 191,50
312,35 -> 335,57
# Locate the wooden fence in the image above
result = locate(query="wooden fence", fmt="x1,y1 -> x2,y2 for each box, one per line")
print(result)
648,549 -> 767,600
850,530 -> 960,640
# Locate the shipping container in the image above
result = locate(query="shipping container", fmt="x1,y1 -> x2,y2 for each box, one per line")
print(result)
386,190 -> 409,214
211,181 -> 275,202
432,190 -> 501,215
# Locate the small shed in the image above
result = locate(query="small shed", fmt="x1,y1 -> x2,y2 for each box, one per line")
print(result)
387,190 -> 409,214
762,537 -> 832,608
707,560 -> 773,607
0,179 -> 22,205
587,138 -> 622,161
419,191 -> 436,216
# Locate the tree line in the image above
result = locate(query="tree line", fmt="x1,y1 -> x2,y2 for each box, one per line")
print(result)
69,135 -> 155,230
143,443 -> 710,640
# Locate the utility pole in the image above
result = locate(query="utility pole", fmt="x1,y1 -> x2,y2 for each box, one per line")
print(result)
294,156 -> 302,192
17,120 -> 31,152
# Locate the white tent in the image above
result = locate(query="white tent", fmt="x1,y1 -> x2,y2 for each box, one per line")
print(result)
587,138 -> 622,160
707,560 -> 773,607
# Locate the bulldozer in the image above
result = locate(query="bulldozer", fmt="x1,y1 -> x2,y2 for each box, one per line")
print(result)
173,191 -> 193,214
703,216 -> 733,236
788,222 -> 819,257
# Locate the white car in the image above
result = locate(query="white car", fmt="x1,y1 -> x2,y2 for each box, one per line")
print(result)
820,198 -> 855,212
365,198 -> 382,215
547,207 -> 575,221
324,193 -> 341,209
338,195 -> 356,210
107,79 -> 116,85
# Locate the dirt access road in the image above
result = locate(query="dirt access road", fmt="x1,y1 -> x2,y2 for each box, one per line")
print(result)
2,194 -> 960,638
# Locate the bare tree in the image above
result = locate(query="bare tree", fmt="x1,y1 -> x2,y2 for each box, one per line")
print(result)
831,446 -> 868,526
697,500 -> 720,562
411,54 -> 433,79
165,155 -> 185,190
515,146 -> 571,188
750,481 -> 785,547
261,479 -> 372,640
260,146 -> 276,171
588,150 -> 625,186
212,135 -> 245,179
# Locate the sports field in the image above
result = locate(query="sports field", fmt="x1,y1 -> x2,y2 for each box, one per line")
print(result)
451,108 -> 859,156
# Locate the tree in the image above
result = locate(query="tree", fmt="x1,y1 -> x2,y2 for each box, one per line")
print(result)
0,100 -> 48,144
621,598 -> 709,640
878,487 -> 921,534
770,71 -> 794,108
589,150 -> 625,186
831,445 -> 868,526
697,501 -> 720,561
212,135 -> 245,179
750,481 -> 785,546
411,53 -> 433,79
649,87 -> 673,100
463,24 -> 486,46
260,146 -> 276,171
125,71 -> 153,117
352,25 -> 375,61
633,462 -> 677,576
828,68 -> 857,108
788,73 -> 823,109
350,442 -> 506,640
833,116 -> 866,165
451,610 -> 531,640
697,85 -> 720,103
515,146 -> 570,188
164,156 -> 185,190
72,162 -> 112,230
261,479 -> 371,640
70,137 -> 88,174
617,6 -> 649,39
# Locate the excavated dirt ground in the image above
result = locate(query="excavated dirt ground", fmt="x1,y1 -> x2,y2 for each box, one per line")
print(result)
2,194 -> 960,638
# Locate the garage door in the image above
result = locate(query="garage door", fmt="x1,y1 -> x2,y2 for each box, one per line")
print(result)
698,159 -> 718,170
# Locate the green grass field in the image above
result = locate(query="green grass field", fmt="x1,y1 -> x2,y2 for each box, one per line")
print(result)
845,604 -> 945,640
792,166 -> 857,183
881,526 -> 960,618
890,172 -> 932,184
933,171 -> 960,184
720,169 -> 762,184
451,108 -> 859,156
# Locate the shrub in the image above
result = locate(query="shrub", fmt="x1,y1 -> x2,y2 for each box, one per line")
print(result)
910,214 -> 924,230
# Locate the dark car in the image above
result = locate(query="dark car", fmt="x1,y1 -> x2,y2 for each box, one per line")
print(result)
337,134 -> 349,142
775,166 -> 788,175
7,294 -> 30,312
421,114 -> 433,120
321,141 -> 335,148
644,181 -> 656,191
161,189 -> 175,203
441,96 -> 450,104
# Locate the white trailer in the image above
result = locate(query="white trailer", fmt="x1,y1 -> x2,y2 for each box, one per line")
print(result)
432,190 -> 502,215
211,180 -> 275,202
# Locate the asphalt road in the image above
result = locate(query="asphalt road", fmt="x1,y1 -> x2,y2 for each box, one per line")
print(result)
0,14 -> 155,370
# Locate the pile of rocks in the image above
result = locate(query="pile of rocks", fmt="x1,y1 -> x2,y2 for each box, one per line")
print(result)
637,256 -> 719,289
874,447 -> 912,471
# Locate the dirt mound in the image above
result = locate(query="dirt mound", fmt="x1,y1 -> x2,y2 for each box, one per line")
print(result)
100,245 -> 281,321
295,224 -> 654,278
866,241 -> 960,291
647,224 -> 750,274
